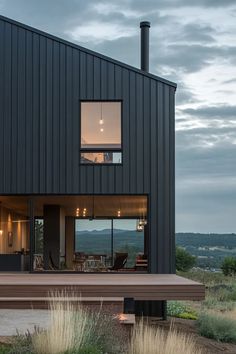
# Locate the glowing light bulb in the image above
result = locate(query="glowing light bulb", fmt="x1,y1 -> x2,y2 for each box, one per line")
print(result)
99,119 -> 104,125
100,128 -> 104,132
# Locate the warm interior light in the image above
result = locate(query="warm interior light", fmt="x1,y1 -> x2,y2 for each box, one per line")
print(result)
137,223 -> 144,232
117,209 -> 121,217
100,128 -> 104,132
99,119 -> 104,125
0,230 -> 3,235
83,208 -> 87,217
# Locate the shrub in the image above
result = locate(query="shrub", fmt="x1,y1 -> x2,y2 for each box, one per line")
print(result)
167,301 -> 197,320
221,257 -> 236,276
197,313 -> 236,343
167,301 -> 187,316
0,346 -> 12,354
129,320 -> 203,354
66,346 -> 102,354
178,312 -> 198,320
176,247 -> 196,272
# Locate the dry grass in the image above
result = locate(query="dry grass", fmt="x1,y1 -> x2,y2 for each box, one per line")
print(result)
129,320 -> 203,354
207,307 -> 236,320
32,291 -> 90,354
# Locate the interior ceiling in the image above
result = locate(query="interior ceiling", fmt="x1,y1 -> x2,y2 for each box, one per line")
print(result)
0,195 -> 147,218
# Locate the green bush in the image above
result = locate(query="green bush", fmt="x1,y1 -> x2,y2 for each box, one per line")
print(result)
178,312 -> 197,320
0,346 -> 12,354
197,313 -> 236,343
167,301 -> 187,316
167,301 -> 198,320
66,346 -> 103,354
221,257 -> 236,276
176,247 -> 196,272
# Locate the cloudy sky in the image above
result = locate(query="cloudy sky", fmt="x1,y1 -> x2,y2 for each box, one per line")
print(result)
0,0 -> 235,233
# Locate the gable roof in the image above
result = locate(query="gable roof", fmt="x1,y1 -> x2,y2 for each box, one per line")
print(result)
0,14 -> 177,89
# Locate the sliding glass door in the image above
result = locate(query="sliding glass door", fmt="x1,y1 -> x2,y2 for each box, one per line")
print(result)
75,218 -> 146,271
75,219 -> 112,257
113,219 -> 144,268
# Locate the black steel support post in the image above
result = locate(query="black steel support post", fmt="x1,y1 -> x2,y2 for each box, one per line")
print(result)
29,197 -> 35,272
124,298 -> 135,314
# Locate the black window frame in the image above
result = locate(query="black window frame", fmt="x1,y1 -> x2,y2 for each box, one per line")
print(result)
79,100 -> 123,165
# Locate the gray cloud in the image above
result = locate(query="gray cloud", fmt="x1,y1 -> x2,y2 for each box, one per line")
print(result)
179,0 -> 236,7
223,78 -> 236,84
158,44 -> 236,73
178,23 -> 216,43
181,105 -> 236,119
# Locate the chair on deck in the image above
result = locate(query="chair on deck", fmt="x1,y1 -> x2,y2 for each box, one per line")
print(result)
109,252 -> 128,271
73,252 -> 86,271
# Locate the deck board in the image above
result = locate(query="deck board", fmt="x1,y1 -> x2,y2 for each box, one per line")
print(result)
0,273 -> 205,303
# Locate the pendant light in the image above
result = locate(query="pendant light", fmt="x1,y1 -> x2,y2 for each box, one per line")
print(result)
99,102 -> 104,132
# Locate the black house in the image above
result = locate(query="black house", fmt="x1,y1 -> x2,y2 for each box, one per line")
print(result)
0,15 -> 202,317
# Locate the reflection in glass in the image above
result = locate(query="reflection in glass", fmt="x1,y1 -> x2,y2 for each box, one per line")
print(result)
81,152 -> 122,164
75,220 -> 111,253
113,219 -> 145,268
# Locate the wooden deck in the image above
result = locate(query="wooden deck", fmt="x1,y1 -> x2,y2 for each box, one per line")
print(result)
0,273 -> 204,308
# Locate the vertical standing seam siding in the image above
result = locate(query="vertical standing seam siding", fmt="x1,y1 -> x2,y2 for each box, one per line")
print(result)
0,19 -> 176,274
0,20 -> 4,190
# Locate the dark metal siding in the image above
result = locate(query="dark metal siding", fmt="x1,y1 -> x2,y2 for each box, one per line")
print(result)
0,18 -> 176,273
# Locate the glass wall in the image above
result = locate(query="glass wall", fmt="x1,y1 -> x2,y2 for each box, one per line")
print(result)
75,218 -> 147,272
75,219 -> 112,256
113,219 -> 144,268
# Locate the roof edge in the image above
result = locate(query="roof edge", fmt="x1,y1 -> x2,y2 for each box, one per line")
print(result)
0,14 -> 177,89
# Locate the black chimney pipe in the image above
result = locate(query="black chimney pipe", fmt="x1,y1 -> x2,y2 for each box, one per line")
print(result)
140,21 -> 151,72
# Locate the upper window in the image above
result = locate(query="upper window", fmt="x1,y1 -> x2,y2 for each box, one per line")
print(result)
80,102 -> 122,164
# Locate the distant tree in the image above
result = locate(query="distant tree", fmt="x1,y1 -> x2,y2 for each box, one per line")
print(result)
221,257 -> 236,276
176,246 -> 196,272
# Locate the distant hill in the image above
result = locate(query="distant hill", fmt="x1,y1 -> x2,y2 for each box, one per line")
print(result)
75,229 -> 236,269
176,233 -> 236,269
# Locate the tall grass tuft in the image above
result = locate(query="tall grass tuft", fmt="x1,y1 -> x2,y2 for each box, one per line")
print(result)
129,320 -> 203,354
31,290 -> 125,354
32,291 -> 89,354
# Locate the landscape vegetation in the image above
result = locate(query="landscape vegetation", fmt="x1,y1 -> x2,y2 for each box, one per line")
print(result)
1,244 -> 236,353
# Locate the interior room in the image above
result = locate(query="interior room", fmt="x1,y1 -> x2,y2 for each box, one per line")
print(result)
0,195 -> 148,272
33,195 -> 148,273
0,196 -> 30,271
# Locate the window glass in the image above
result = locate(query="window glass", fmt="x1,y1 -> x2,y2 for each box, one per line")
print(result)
113,219 -> 145,268
75,219 -> 112,258
81,102 -> 121,150
81,152 -> 122,164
